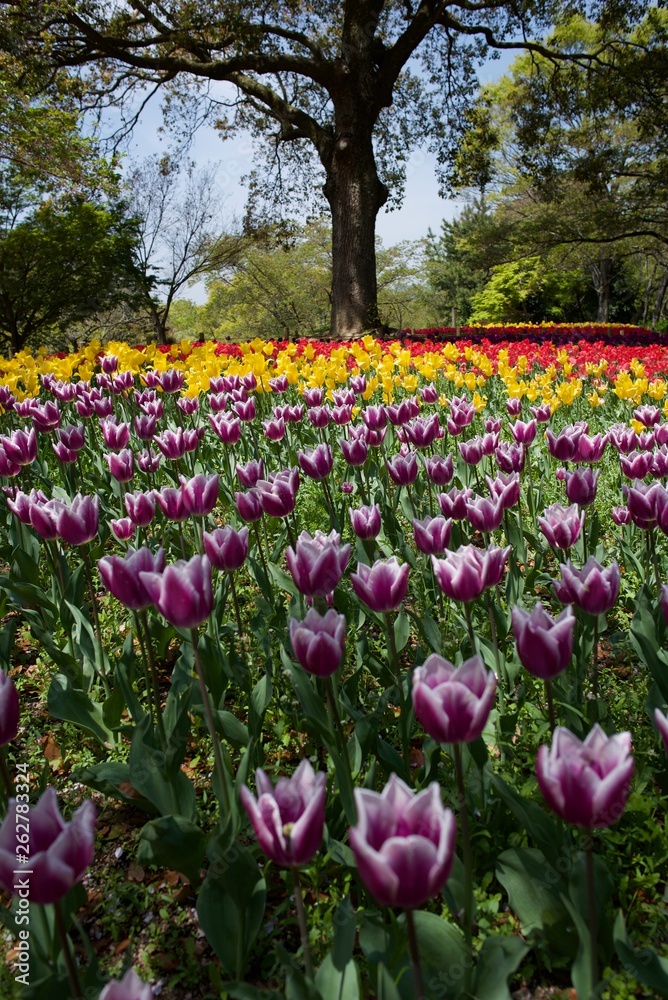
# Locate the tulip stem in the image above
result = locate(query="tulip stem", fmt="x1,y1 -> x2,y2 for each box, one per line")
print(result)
190,629 -> 231,817
585,840 -> 600,989
649,527 -> 661,594
81,545 -> 108,690
404,909 -> 425,1000
0,747 -> 12,797
386,612 -> 410,772
486,594 -> 506,712
592,618 -> 599,699
252,521 -> 271,587
544,678 -> 557,732
228,572 -> 244,640
134,611 -> 167,752
54,899 -> 82,1000
453,742 -> 474,994
325,675 -> 346,749
291,867 -> 314,981
464,602 -> 477,657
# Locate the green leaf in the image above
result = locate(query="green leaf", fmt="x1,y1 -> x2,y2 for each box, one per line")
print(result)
216,709 -> 250,747
196,842 -> 266,979
47,673 -> 118,748
72,761 -> 156,811
315,954 -> 359,1000
614,912 -> 668,997
137,815 -> 207,885
129,716 -> 196,819
472,935 -> 530,1000
496,847 -> 576,959
393,611 -> 410,653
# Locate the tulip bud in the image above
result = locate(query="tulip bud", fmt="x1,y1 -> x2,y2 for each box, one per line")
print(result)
139,554 -> 213,629
289,608 -> 346,677
412,654 -> 497,743
553,557 -> 620,616
511,603 -> 574,680
351,557 -> 409,613
349,775 -> 456,909
240,760 -> 326,867
536,724 -> 634,828
98,547 -> 166,610
349,504 -> 381,540
286,530 -> 350,600
203,526 -> 249,572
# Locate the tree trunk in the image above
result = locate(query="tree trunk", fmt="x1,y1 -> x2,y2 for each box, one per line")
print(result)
652,267 -> 668,328
323,131 -> 388,340
590,257 -> 613,323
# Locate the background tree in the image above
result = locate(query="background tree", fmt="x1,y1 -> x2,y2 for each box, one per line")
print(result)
451,11 -> 668,322
0,172 -> 140,354
1,0 -> 648,338
125,155 -> 251,345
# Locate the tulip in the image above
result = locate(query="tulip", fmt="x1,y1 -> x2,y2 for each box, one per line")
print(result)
459,438 -> 484,466
651,446 -> 668,479
159,368 -> 184,394
183,427 -> 203,453
303,387 -> 325,407
234,397 -> 256,421
58,424 -> 86,452
256,468 -> 299,519
536,724 -> 634,828
99,969 -> 154,1000
511,603 -> 574,680
349,775 -> 456,909
413,515 -> 452,555
561,466 -> 599,507
481,431 -> 499,456
180,473 -> 219,517
486,472 -> 520,510
124,490 -> 156,528
7,488 -> 48,525
438,486 -> 473,520
98,546 -> 166,610
386,399 -> 413,426
537,503 -> 584,550
553,557 -> 620,616
237,459 -> 264,489
0,669 -> 19,746
361,404 -> 387,431
506,397 -> 522,417
546,425 -> 585,462
577,432 -> 608,463
655,708 -> 668,756
134,413 -> 158,440
484,417 -> 503,433
633,404 -> 661,427
100,418 -> 130,451
619,450 -> 653,480
240,760 -> 326,867
154,486 -> 188,522
208,392 -> 228,413
340,433 -> 369,467
0,427 -> 37,466
611,506 -> 632,526
349,503 -> 382,540
529,403 -> 552,422
351,557 -> 409,613
349,375 -> 367,395
412,654 -> 497,744
622,480 -> 663,529
55,493 -> 99,546
307,405 -> 332,428
494,441 -> 525,474
420,382 -> 438,403
105,448 -> 135,483
140,554 -> 213,629
0,787 -> 96,904
333,388 -> 356,408
386,451 -> 418,486
289,608 -> 346,677
137,448 -> 162,474
341,481 -> 354,494
286,530 -> 350,600
111,517 -> 135,541
424,454 -> 453,486
403,414 -> 441,448
203,526 -> 249,572
52,441 -> 78,464
466,494 -> 504,533
0,446 -> 20,477
269,374 -> 289,393
511,419 -> 537,446
29,498 -> 61,540
235,489 -> 263,522
31,399 -> 61,433
262,416 -> 286,441
447,395 -> 475,431
298,443 -> 334,480
367,426 -> 387,447
431,543 -> 510,603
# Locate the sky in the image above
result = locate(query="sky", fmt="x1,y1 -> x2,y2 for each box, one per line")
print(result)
121,51 -> 515,303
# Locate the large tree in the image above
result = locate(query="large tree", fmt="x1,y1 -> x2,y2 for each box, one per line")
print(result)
450,12 -> 668,322
0,0 -> 648,338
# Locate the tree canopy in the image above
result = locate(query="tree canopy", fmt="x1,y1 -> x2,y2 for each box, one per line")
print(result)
0,0 -> 653,337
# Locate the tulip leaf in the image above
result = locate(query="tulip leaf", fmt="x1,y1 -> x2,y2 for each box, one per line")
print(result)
561,894 -> 593,1000
472,934 -> 530,1000
393,610 -> 410,653
216,709 -> 250,747
629,585 -> 668,704
129,715 -> 197,819
47,673 -> 119,748
72,761 -> 157,812
375,963 -> 402,1000
614,912 -> 668,996
496,847 -> 576,960
197,842 -> 266,979
281,646 -> 332,736
315,954 -> 359,1000
398,912 -> 467,999
137,815 -> 207,886
491,776 -> 565,860
269,562 -> 300,597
